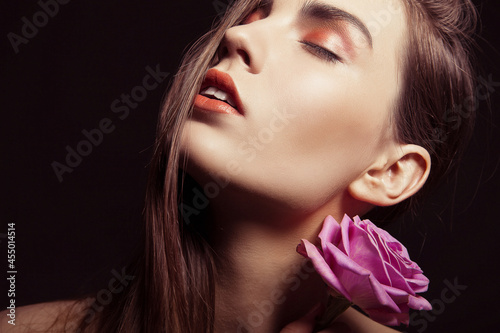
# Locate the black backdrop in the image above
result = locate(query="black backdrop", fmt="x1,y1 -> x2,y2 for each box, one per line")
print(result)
1,1 -> 499,332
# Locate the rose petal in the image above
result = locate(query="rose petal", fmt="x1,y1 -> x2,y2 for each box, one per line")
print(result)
408,295 -> 432,311
321,241 -> 371,301
363,274 -> 401,312
323,243 -> 401,313
339,215 -> 353,255
318,215 -> 342,245
318,216 -> 342,264
383,285 -> 411,305
298,215 -> 431,327
299,239 -> 351,299
348,226 -> 391,285
384,262 -> 415,295
406,274 -> 430,293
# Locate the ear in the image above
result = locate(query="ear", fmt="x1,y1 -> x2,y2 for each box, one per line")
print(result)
348,144 -> 431,207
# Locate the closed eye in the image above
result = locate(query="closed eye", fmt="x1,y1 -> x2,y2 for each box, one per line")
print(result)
300,41 -> 342,63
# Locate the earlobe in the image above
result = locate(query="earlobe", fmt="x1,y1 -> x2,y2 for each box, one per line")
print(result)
348,145 -> 431,207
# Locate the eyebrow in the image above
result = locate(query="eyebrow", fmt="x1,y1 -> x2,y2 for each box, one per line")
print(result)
299,0 -> 373,48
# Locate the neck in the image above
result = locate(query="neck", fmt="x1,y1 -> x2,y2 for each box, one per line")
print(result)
207,203 -> 334,333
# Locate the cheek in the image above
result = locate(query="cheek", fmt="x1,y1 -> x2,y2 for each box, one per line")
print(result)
232,70 -> 390,207
181,57 -> 396,211
273,69 -> 386,166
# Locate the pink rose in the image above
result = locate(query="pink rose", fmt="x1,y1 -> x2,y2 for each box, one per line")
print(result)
297,215 -> 432,326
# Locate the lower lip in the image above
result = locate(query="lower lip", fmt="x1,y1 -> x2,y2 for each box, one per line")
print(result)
194,94 -> 241,116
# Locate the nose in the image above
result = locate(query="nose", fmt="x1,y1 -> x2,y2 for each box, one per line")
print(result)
218,22 -> 268,74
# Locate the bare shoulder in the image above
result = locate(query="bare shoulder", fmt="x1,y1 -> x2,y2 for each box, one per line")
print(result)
334,307 -> 400,333
0,298 -> 93,332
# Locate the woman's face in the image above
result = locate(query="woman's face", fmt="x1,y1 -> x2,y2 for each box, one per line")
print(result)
181,0 -> 407,214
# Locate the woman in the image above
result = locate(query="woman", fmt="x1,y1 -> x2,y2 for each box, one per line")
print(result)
1,0 -> 478,332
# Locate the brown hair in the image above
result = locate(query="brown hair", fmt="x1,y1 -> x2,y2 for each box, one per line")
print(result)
366,0 -> 478,224
73,0 -> 479,331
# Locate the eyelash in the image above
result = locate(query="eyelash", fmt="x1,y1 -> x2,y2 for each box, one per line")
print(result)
300,41 -> 342,63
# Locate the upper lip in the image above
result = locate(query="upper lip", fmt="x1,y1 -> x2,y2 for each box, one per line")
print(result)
200,68 -> 244,115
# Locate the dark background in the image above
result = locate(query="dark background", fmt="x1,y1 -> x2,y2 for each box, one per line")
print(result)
1,1 -> 499,332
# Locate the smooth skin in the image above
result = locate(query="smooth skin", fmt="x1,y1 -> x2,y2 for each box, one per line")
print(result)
1,0 -> 429,332
0,300 -> 399,332
183,0 -> 428,331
